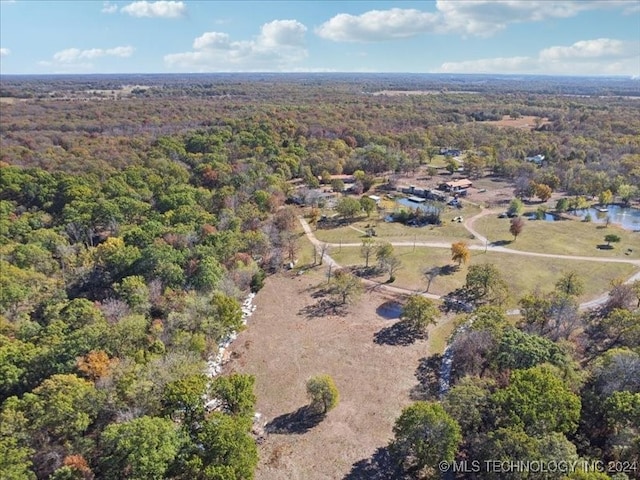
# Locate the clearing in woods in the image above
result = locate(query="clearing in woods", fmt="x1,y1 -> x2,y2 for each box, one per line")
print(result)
224,270 -> 450,480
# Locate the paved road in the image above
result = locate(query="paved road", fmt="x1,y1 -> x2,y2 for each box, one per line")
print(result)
299,210 -> 640,312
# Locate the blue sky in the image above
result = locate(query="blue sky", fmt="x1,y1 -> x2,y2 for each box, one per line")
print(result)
1,0 -> 639,76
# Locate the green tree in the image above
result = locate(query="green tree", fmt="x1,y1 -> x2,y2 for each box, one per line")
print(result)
598,189 -> 613,206
391,401 -> 461,477
335,197 -> 362,221
94,237 -> 141,280
618,183 -> 636,206
0,436 -> 35,480
330,269 -> 363,305
209,374 -> 256,418
401,295 -> 438,333
445,157 -> 459,174
99,416 -> 181,480
306,374 -> 339,414
465,263 -> 509,306
376,242 -> 394,267
465,153 -> 486,179
604,234 -> 621,247
189,412 -> 258,480
359,196 -> 377,217
114,275 -> 150,313
360,238 -> 377,268
507,198 -> 524,217
555,271 -> 585,297
492,327 -> 568,371
209,292 -> 243,338
381,255 -> 402,282
162,373 -> 209,425
492,365 -> 581,436
20,374 -> 101,444
555,197 -> 569,213
443,376 -> 494,437
330,178 -> 345,193
478,427 -> 578,480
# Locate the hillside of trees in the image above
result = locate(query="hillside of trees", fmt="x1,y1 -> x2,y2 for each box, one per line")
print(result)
1,74 -> 639,479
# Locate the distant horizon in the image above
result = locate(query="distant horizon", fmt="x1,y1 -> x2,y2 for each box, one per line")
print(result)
1,1 -> 638,76
1,71 -> 639,79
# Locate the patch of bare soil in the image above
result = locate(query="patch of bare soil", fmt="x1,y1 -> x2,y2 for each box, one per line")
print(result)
483,115 -> 550,130
224,271 -> 436,480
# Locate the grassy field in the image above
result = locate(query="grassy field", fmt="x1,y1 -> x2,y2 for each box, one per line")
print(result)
474,212 -> 640,259
225,271 -> 447,480
329,245 -> 638,308
313,202 -> 483,245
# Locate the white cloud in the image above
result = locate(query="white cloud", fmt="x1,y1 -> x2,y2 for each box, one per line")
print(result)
50,46 -> 134,64
435,38 -> 640,75
165,19 -> 308,71
121,1 -> 185,18
0,48 -> 10,56
316,8 -> 441,42
539,38 -> 635,61
259,19 -> 307,47
101,1 -> 117,14
193,32 -> 230,50
316,1 -> 636,41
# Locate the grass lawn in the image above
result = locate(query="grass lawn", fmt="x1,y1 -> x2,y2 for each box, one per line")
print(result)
330,245 -> 637,308
474,213 -> 640,259
313,202 -> 483,245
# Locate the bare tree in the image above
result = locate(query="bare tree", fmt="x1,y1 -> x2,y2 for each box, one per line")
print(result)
424,266 -> 441,293
360,238 -> 377,268
318,243 -> 330,266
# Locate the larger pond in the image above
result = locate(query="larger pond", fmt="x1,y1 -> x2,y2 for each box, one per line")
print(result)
525,205 -> 640,231
572,205 -> 640,231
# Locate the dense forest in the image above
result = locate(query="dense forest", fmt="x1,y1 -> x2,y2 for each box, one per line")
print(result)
1,74 -> 639,479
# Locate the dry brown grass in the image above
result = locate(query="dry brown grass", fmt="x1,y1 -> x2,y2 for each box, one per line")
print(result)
224,270 -> 450,480
482,115 -> 550,130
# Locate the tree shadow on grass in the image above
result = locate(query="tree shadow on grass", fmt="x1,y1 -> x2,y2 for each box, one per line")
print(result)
299,299 -> 349,318
352,266 -> 381,279
438,264 -> 459,276
374,321 -> 426,346
490,239 -> 512,247
409,355 -> 443,401
265,405 -> 325,435
343,447 -> 404,480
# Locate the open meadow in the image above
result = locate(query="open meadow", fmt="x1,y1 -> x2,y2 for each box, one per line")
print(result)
224,270 -> 455,480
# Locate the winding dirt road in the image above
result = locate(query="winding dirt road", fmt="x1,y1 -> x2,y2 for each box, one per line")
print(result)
299,209 -> 640,311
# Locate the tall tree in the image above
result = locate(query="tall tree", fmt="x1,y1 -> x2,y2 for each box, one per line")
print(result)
401,295 -> 439,333
306,374 -> 339,414
391,401 -> 461,476
492,365 -> 581,436
555,271 -> 585,297
451,241 -> 470,267
507,198 -> 524,217
330,269 -> 363,305
360,238 -> 377,268
99,416 -> 181,480
509,216 -> 525,241
335,197 -> 362,221
465,263 -> 508,306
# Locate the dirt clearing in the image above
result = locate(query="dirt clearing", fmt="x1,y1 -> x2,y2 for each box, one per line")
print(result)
224,271 -> 441,480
